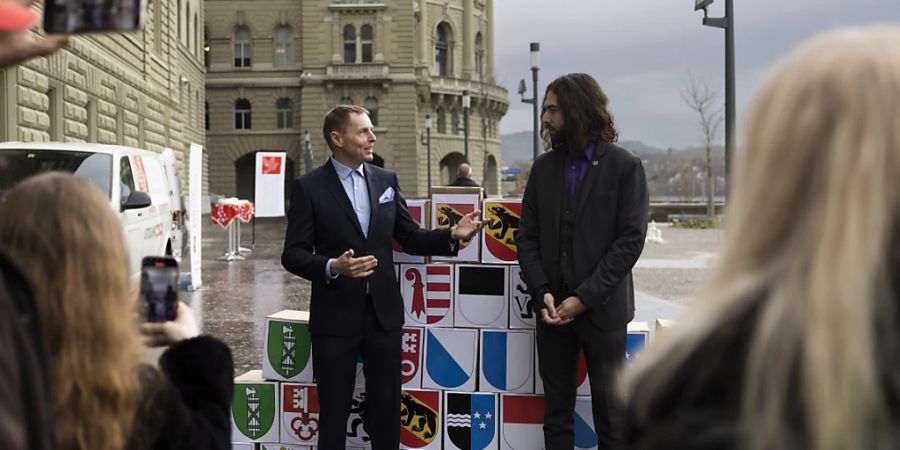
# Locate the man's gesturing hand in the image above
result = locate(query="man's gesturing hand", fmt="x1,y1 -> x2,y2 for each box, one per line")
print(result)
451,210 -> 485,241
330,249 -> 378,278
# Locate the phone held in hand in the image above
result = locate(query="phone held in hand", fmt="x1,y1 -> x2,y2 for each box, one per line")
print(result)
140,256 -> 178,323
43,0 -> 146,34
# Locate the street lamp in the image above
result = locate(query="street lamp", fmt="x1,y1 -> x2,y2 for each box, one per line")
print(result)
462,90 -> 471,163
425,114 -> 433,192
303,130 -> 313,174
518,42 -> 540,161
695,0 -> 734,201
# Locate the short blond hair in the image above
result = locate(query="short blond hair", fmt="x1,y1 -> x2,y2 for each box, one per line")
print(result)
323,105 -> 370,151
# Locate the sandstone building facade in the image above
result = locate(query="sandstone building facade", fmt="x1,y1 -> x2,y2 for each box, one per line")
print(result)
204,0 -> 508,199
0,1 -> 208,190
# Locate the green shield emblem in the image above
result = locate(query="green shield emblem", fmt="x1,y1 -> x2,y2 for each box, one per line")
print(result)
267,320 -> 311,379
232,384 -> 276,440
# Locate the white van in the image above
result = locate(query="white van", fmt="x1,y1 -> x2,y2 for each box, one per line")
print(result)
0,142 -> 185,278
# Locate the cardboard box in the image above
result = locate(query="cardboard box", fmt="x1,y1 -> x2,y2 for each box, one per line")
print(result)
393,199 -> 430,263
400,264 -> 454,327
478,329 -> 535,394
626,322 -> 650,366
422,328 -> 478,392
574,396 -> 598,450
232,370 -> 280,443
346,388 -> 371,447
262,310 -> 313,383
508,266 -> 535,329
279,384 -> 319,446
399,389 -> 443,449
431,187 -> 483,263
481,199 -> 522,264
402,327 -> 424,389
443,391 -> 499,450
454,264 -> 509,329
499,394 -> 544,450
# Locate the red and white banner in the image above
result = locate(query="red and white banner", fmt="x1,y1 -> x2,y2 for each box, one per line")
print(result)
254,152 -> 286,218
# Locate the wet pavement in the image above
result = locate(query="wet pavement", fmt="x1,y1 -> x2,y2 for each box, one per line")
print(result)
182,217 -> 721,373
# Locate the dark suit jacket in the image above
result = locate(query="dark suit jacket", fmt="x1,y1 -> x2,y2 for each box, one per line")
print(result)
448,177 -> 481,188
282,161 -> 456,336
517,142 -> 649,330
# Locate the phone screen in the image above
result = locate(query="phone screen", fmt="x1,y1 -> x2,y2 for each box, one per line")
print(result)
141,257 -> 178,323
43,0 -> 144,34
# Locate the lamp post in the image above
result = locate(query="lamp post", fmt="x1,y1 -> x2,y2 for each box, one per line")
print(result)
695,0 -> 734,201
518,42 -> 540,160
303,130 -> 313,174
425,114 -> 433,191
462,90 -> 471,163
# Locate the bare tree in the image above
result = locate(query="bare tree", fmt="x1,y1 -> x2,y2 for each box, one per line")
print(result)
682,73 -> 724,218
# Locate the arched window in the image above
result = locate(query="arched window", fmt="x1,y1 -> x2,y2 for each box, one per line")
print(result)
234,26 -> 251,67
185,4 -> 191,51
364,97 -> 378,126
343,25 -> 356,63
194,14 -> 199,55
340,96 -> 354,105
177,0 -> 182,39
205,101 -> 210,130
276,98 -> 293,129
274,26 -> 293,67
360,24 -> 374,63
235,99 -> 251,129
435,22 -> 451,76
475,32 -> 485,80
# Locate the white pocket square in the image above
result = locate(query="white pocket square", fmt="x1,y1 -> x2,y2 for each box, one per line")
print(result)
378,186 -> 395,204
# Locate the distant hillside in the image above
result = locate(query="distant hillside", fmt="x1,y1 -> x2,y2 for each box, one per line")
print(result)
500,131 -> 664,163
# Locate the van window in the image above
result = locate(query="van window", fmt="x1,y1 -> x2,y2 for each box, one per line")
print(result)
0,150 -> 112,198
120,157 -> 136,204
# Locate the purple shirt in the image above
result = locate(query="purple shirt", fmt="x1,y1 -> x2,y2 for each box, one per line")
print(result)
564,143 -> 596,198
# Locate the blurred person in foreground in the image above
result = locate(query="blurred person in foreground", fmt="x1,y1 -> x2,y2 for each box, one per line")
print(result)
517,73 -> 648,449
0,173 -> 233,450
0,3 -> 69,449
624,26 -> 900,450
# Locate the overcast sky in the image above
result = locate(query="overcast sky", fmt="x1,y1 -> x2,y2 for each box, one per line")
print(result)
494,0 -> 900,148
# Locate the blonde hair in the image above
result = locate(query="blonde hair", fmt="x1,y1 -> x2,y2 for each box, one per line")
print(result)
626,26 -> 900,450
0,173 -> 144,450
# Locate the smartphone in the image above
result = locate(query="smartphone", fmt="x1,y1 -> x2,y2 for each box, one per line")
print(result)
43,0 -> 146,34
140,256 -> 178,323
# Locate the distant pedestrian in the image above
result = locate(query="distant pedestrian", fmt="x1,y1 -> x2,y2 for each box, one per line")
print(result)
449,163 -> 480,187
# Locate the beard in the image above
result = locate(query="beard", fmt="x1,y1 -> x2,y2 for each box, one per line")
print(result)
544,124 -> 577,154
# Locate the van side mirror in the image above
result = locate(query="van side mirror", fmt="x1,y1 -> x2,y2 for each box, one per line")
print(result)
122,191 -> 151,211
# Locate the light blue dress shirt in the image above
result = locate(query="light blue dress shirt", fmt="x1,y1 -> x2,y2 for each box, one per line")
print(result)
326,157 -> 371,279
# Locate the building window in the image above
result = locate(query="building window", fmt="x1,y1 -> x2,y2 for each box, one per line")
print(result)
234,26 -> 252,67
205,101 -> 210,130
194,15 -> 199,55
364,97 -> 378,126
435,22 -> 451,77
451,109 -> 460,135
276,98 -> 293,129
274,26 -> 293,67
436,107 -> 446,134
203,27 -> 210,67
475,32 -> 485,80
340,96 -> 354,105
360,24 -> 374,63
235,99 -> 251,129
343,25 -> 356,63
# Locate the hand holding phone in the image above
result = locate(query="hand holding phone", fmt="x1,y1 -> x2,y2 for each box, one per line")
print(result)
140,301 -> 199,347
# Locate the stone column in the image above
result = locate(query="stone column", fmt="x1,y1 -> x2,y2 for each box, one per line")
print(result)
486,0 -> 494,82
463,0 -> 474,79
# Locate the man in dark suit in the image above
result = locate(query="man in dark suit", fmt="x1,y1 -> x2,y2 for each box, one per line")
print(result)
448,163 -> 480,187
282,105 -> 483,450
517,74 -> 649,449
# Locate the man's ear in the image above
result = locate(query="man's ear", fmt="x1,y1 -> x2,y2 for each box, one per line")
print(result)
329,131 -> 342,149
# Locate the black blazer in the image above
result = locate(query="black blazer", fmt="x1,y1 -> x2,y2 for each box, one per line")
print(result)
516,142 -> 649,330
282,161 -> 456,336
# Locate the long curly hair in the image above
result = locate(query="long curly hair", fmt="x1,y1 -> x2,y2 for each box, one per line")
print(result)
544,73 -> 618,151
0,172 -> 144,450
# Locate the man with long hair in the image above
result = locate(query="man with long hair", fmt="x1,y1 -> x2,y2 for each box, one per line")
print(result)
517,73 -> 648,449
282,105 -> 483,449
